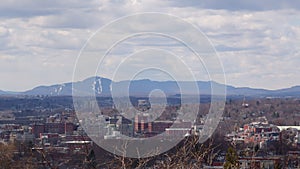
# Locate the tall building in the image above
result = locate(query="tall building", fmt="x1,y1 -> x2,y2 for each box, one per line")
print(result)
134,113 -> 152,133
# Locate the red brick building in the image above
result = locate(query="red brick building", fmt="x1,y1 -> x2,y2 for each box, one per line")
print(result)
31,122 -> 74,137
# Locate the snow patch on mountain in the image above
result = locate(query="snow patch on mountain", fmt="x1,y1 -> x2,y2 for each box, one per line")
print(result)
56,84 -> 65,95
92,78 -> 102,95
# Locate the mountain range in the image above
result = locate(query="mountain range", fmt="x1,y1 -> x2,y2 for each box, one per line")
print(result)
1,76 -> 300,97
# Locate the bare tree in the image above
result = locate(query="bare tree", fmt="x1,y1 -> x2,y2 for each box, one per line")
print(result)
0,142 -> 15,169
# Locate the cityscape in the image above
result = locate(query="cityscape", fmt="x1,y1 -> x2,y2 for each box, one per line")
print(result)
0,88 -> 300,168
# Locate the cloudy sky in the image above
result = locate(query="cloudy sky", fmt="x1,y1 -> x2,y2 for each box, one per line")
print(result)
0,0 -> 300,91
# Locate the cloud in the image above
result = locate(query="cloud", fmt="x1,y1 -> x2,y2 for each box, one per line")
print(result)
167,0 -> 300,11
0,26 -> 9,37
0,0 -> 102,18
170,8 -> 300,89
0,0 -> 300,90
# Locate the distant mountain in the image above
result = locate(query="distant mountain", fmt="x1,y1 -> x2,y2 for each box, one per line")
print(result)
268,86 -> 300,97
226,85 -> 300,97
226,86 -> 270,96
0,90 -> 7,95
1,76 -> 300,97
72,77 -> 112,96
22,77 -> 112,96
22,83 -> 72,96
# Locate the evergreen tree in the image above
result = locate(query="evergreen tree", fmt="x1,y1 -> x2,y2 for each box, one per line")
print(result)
84,149 -> 97,169
224,147 -> 239,169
